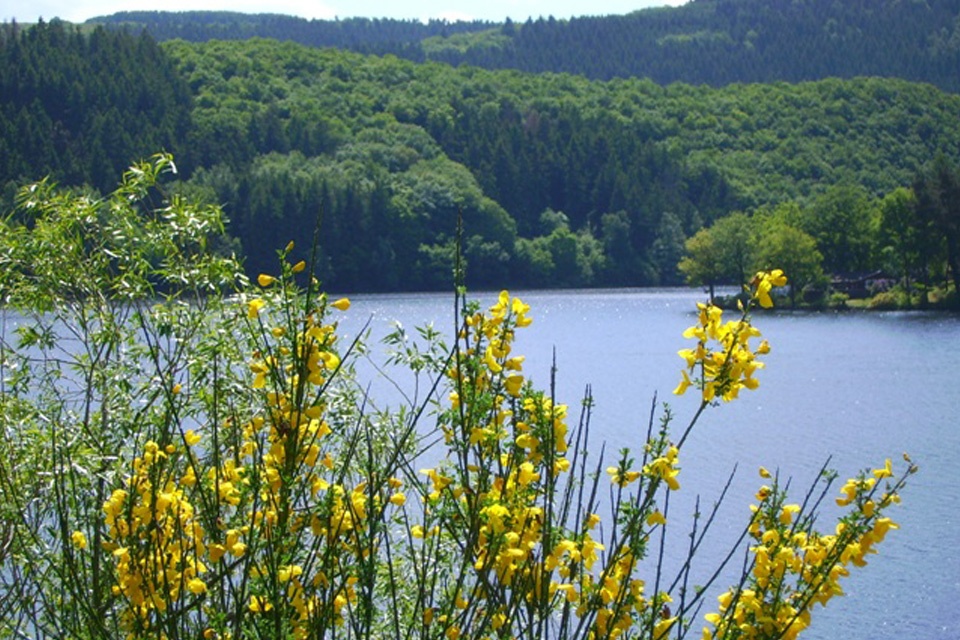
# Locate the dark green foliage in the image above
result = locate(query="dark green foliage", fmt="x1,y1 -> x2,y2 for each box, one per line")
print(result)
157,40 -> 720,289
4,24 -> 960,292
89,1 -> 960,94
87,11 -> 494,58
165,39 -> 959,290
799,184 -> 878,276
0,20 -> 192,194
430,0 -> 960,93
912,155 -> 960,304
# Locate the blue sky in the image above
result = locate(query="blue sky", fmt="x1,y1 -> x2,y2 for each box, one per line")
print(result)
5,0 -> 687,25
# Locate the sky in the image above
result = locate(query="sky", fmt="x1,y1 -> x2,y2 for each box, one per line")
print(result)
4,0 -> 688,25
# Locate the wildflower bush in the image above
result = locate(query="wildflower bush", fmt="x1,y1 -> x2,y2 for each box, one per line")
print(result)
0,156 -> 916,639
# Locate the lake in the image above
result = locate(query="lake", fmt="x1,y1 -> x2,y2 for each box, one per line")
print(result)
336,287 -> 960,640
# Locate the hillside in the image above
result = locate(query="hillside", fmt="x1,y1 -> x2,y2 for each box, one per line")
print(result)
428,0 -> 960,92
85,10 -> 491,60
0,20 -> 191,194
3,22 -> 960,293
88,0 -> 960,93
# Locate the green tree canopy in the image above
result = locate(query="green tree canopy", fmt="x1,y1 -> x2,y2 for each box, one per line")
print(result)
800,184 -> 878,276
912,154 -> 960,304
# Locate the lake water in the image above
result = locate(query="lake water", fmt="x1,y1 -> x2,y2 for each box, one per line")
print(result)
336,287 -> 960,640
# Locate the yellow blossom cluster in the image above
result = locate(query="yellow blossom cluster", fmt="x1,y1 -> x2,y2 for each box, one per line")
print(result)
232,283 -> 369,637
411,290 -> 680,640
586,547 -> 677,640
100,439 -> 209,634
753,269 -> 788,309
702,458 -> 913,640
674,270 -> 785,402
91,262 -> 384,638
447,289 -> 532,402
606,442 -> 681,495
643,445 -> 681,491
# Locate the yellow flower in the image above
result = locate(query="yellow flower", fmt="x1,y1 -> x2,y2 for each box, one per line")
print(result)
511,296 -> 533,327
754,269 -> 788,308
644,447 -> 681,490
208,544 -> 226,563
654,617 -> 678,640
836,479 -> 859,506
71,530 -> 87,550
247,298 -> 266,319
187,578 -> 207,595
278,565 -> 303,583
257,274 -> 276,287
872,458 -> 893,479
872,517 -> 899,541
505,355 -> 525,370
767,269 -> 787,287
491,612 -> 508,628
646,510 -> 667,526
331,297 -> 351,311
505,372 -> 524,397
484,346 -> 503,373
420,468 -> 452,494
759,466 -> 771,478
291,260 -> 306,273
517,461 -> 539,486
184,430 -> 202,447
607,466 -> 641,487
780,503 -> 801,525
673,369 -> 692,396
389,492 -> 406,506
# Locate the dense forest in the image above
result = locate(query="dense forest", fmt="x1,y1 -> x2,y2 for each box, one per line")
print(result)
2,17 -> 960,297
88,10 -> 494,56
0,22 -> 191,194
89,0 -> 960,93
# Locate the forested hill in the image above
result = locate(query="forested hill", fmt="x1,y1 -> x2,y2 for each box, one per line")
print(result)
0,22 -> 191,192
88,0 -> 960,93
3,22 -> 960,292
86,10 -> 492,57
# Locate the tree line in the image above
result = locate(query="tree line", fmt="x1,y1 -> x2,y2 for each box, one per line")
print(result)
0,20 -> 191,196
428,0 -> 960,93
88,0 -> 960,94
89,10 -> 492,56
680,158 -> 960,307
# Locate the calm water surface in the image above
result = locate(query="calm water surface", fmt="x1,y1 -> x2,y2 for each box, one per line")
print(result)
337,288 -> 960,640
